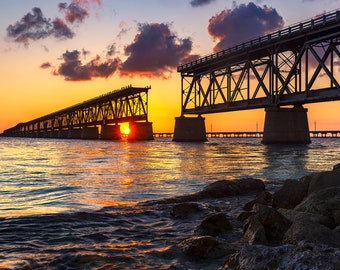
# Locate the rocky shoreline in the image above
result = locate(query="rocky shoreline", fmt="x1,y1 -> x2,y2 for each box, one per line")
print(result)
146,163 -> 340,269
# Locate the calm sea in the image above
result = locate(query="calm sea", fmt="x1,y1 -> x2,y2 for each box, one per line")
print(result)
0,137 -> 339,269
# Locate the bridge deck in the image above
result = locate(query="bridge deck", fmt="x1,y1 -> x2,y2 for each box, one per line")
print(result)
178,9 -> 340,74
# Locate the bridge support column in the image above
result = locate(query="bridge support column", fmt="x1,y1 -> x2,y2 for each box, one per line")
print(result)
67,128 -> 82,139
81,127 -> 99,140
173,116 -> 207,142
101,125 -> 121,140
50,130 -> 59,138
58,130 -> 69,139
128,122 -> 154,140
262,106 -> 311,144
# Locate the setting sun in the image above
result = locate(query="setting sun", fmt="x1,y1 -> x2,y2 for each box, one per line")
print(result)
123,127 -> 130,135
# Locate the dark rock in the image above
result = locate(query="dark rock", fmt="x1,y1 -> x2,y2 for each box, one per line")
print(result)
335,225 -> 340,233
242,215 -> 268,245
195,212 -> 232,236
272,178 -> 310,209
178,235 -> 235,259
170,202 -> 201,219
196,178 -> 265,199
294,186 -> 340,228
333,162 -> 340,171
243,191 -> 272,211
142,178 -> 265,205
308,170 -> 340,195
283,218 -> 340,248
252,204 -> 291,242
335,209 -> 340,226
278,208 -> 335,229
222,242 -> 340,270
237,211 -> 255,222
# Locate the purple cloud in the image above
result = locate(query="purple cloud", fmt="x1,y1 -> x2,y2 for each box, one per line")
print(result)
6,7 -> 74,45
120,23 -> 199,78
208,2 -> 284,52
58,2 -> 89,23
52,50 -> 121,81
6,1 -> 101,45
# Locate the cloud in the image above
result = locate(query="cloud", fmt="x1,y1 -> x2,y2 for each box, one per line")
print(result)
51,18 -> 75,39
190,0 -> 216,7
6,7 -> 74,45
52,50 -> 121,81
40,62 -> 52,69
7,7 -> 53,44
58,2 -> 89,23
120,22 -> 199,78
6,1 -> 101,45
208,2 -> 284,52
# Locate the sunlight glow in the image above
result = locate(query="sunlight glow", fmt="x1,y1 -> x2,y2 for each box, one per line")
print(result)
123,127 -> 130,135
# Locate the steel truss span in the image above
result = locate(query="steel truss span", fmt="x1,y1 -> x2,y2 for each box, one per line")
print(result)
3,85 -> 151,136
179,9 -> 340,115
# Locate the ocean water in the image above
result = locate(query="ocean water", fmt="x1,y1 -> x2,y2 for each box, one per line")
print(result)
0,137 -> 339,269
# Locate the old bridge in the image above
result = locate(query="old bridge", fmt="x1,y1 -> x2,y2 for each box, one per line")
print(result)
2,85 -> 153,140
173,9 -> 340,143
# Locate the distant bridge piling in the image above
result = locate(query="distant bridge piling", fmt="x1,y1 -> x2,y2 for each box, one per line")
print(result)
173,116 -> 207,142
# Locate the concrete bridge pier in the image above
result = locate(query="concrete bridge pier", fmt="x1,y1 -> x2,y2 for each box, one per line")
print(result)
101,125 -> 121,140
262,106 -> 311,144
128,122 -> 154,140
67,128 -> 82,139
50,130 -> 59,138
81,127 -> 99,139
58,130 -> 69,139
173,116 -> 207,142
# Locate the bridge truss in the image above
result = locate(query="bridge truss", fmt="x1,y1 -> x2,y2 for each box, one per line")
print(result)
4,85 -> 150,136
178,10 -> 340,115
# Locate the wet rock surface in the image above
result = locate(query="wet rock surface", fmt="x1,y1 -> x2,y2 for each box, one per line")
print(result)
222,242 -> 340,270
221,165 -> 340,269
142,177 -> 265,205
178,235 -> 235,259
160,166 -> 340,269
194,212 -> 232,236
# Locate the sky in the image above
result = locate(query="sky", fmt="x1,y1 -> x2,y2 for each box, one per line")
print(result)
1,0 -> 340,133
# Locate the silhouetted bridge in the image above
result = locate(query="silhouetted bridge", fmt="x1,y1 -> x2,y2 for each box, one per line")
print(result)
174,9 -> 340,144
3,10 -> 340,144
2,85 -> 154,140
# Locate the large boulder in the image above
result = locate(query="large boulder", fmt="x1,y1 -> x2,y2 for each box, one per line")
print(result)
243,191 -> 272,211
278,208 -> 335,229
308,170 -> 340,195
242,215 -> 268,245
143,178 -> 266,205
283,217 -> 340,248
222,242 -> 340,270
243,204 -> 291,244
294,186 -> 340,228
178,236 -> 235,259
170,202 -> 201,219
272,177 -> 310,209
195,212 -> 232,236
196,178 -> 265,199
